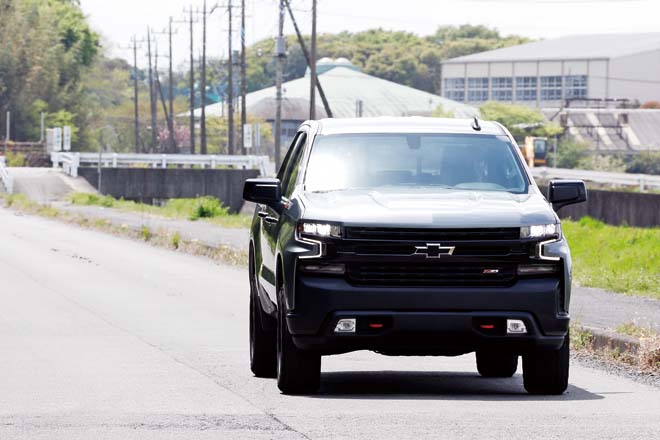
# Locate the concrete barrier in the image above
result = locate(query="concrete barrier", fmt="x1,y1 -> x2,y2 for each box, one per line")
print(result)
549,188 -> 660,227
77,167 -> 259,213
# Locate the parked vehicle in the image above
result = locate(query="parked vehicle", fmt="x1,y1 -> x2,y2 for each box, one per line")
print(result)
244,117 -> 587,395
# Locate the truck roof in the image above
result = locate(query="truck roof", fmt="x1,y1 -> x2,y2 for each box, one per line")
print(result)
315,117 -> 506,136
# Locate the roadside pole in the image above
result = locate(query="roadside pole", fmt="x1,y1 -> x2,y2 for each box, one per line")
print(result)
274,0 -> 285,169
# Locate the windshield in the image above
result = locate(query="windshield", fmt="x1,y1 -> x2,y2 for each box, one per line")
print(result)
304,133 -> 528,194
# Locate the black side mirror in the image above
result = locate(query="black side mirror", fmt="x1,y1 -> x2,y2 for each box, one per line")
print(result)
243,178 -> 282,207
548,180 -> 587,211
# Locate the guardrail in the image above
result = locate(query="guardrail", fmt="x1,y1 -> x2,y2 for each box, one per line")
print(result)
532,167 -> 660,191
51,152 -> 270,178
0,156 -> 13,194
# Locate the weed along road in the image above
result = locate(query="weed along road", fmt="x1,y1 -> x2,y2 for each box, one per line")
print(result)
1,207 -> 659,440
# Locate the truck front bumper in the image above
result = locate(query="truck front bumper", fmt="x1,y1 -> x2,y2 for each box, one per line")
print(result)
288,276 -> 568,355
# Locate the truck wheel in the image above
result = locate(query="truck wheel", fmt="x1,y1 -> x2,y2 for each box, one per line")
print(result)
276,285 -> 321,395
249,254 -> 276,378
523,333 -> 570,395
476,351 -> 518,378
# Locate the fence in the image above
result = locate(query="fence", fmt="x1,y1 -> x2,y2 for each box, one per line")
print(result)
532,167 -> 660,191
0,156 -> 13,193
51,152 -> 270,178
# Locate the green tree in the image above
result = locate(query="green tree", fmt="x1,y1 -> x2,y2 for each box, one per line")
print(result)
0,0 -> 99,146
479,102 -> 562,139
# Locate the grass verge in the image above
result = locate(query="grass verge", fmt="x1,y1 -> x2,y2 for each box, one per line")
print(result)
69,193 -> 252,228
571,322 -> 660,373
1,194 -> 247,267
562,217 -> 660,300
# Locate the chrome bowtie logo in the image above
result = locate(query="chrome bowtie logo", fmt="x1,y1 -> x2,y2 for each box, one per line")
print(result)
414,243 -> 456,259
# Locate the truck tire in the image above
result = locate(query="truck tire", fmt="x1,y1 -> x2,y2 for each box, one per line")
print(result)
276,285 -> 321,395
523,333 -> 570,395
249,253 -> 276,378
476,351 -> 518,378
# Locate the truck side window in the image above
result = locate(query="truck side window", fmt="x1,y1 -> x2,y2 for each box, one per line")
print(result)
276,132 -> 303,182
281,132 -> 307,199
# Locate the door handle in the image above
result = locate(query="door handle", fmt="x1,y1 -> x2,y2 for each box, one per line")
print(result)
264,216 -> 278,224
257,211 -> 268,218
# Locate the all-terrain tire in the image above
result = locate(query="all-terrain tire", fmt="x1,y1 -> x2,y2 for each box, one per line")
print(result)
249,251 -> 277,378
476,351 -> 519,378
276,285 -> 321,394
522,333 -> 570,395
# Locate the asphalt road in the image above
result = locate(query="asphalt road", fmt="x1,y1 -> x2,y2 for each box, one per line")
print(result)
1,207 -> 659,439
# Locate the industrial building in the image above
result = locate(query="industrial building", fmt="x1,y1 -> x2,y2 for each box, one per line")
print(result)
440,33 -> 660,107
198,58 -> 478,146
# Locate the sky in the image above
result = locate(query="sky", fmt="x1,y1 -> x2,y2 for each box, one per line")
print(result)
80,0 -> 660,70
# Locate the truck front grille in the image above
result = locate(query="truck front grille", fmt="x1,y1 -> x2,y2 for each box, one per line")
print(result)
346,262 -> 517,287
344,226 -> 520,241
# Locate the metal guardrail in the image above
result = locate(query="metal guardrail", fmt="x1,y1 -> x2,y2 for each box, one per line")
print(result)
0,156 -> 13,194
532,167 -> 660,191
51,152 -> 270,178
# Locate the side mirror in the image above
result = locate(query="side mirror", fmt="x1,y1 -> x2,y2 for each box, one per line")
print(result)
243,178 -> 281,207
548,180 -> 587,211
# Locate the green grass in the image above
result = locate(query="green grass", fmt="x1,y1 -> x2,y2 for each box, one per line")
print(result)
563,217 -> 660,299
69,193 -> 251,228
616,322 -> 658,338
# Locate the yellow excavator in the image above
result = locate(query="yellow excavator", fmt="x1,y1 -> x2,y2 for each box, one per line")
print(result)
519,136 -> 548,168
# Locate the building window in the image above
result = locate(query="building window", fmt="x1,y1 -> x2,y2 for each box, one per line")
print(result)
516,76 -> 537,101
467,77 -> 489,102
444,78 -> 465,101
491,77 -> 513,101
565,75 -> 588,99
541,76 -> 562,101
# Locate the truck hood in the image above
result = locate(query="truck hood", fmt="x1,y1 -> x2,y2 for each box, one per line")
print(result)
299,187 -> 557,228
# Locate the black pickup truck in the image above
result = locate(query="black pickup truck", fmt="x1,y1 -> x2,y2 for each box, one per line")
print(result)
243,117 -> 586,395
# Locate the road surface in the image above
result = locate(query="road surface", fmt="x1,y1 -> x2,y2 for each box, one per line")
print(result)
1,206 -> 659,439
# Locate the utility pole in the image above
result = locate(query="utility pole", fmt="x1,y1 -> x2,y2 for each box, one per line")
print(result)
181,6 -> 198,154
146,28 -> 158,151
132,36 -> 141,152
274,0 -> 285,168
154,21 -> 178,153
5,111 -> 9,143
309,0 -> 317,120
121,36 -> 145,152
167,17 -> 176,153
227,0 -> 235,155
284,0 -> 332,118
200,0 -> 208,154
240,0 -> 247,155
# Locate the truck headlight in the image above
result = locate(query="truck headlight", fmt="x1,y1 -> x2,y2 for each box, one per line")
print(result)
297,221 -> 342,239
520,223 -> 560,239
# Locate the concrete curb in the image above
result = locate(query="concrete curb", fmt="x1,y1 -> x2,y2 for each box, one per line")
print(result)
577,325 -> 640,356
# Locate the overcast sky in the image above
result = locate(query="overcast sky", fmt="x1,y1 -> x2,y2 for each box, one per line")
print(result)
80,0 -> 660,70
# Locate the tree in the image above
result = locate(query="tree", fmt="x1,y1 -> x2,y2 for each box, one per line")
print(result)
479,102 -> 562,139
0,0 -> 99,146
243,26 -> 529,95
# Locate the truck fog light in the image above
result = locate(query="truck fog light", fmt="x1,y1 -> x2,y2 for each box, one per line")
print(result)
300,263 -> 345,274
507,319 -> 527,334
335,318 -> 356,333
517,264 -> 557,275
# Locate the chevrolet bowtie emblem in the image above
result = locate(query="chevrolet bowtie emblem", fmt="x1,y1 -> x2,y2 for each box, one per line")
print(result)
414,243 -> 456,259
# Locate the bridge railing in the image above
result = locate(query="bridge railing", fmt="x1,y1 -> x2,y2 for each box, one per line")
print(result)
51,152 -> 270,178
532,167 -> 660,191
0,156 -> 13,194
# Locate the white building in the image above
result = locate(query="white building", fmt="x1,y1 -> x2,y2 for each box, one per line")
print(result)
440,33 -> 660,107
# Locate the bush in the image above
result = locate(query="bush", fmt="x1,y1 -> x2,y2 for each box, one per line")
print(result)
577,154 -> 626,173
70,193 -> 115,207
549,140 -> 588,169
189,197 -> 228,220
625,152 -> 660,175
5,150 -> 27,167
